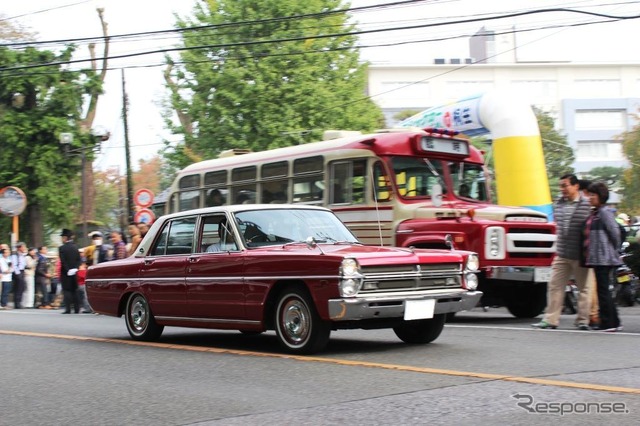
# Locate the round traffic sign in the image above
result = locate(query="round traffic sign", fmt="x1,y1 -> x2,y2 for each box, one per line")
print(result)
134,208 -> 155,224
134,188 -> 154,208
0,186 -> 27,217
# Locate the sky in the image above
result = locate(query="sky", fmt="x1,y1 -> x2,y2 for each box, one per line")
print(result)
2,0 -> 639,172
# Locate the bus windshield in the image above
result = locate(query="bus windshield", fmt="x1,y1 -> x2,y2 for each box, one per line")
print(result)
390,157 -> 446,199
449,161 -> 489,201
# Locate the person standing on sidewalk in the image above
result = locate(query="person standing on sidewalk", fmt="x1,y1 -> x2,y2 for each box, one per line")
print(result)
58,229 -> 81,314
10,243 -> 28,309
532,174 -> 592,330
0,248 -> 12,309
584,182 -> 622,332
35,246 -> 53,309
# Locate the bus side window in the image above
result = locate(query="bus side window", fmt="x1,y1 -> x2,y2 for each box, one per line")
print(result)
330,159 -> 366,205
373,162 -> 391,202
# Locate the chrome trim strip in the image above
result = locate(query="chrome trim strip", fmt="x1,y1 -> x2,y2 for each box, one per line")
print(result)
155,316 -> 260,325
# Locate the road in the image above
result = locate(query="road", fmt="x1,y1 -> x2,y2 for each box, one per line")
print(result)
1,305 -> 639,425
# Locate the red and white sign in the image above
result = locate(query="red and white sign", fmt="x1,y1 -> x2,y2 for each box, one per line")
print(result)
134,208 -> 155,224
134,188 -> 154,208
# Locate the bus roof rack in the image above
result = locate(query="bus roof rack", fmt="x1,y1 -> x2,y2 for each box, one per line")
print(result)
322,130 -> 362,141
218,149 -> 252,158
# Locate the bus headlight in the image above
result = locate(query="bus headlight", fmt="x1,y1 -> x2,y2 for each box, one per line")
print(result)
485,226 -> 505,260
340,258 -> 362,297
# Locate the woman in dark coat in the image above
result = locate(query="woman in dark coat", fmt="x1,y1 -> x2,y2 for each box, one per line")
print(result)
584,182 -> 622,332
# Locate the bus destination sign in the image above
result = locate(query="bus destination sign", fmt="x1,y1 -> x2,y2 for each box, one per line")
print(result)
419,136 -> 470,157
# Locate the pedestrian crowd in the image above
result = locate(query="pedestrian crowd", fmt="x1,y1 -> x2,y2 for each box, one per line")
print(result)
0,222 -> 150,313
533,174 -> 626,332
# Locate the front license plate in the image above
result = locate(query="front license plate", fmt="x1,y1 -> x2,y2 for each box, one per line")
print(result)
404,299 -> 435,320
534,267 -> 552,282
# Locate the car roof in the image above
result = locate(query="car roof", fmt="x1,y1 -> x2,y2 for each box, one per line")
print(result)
160,204 -> 331,221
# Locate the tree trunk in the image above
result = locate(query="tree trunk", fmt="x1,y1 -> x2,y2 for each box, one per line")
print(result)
27,203 -> 44,247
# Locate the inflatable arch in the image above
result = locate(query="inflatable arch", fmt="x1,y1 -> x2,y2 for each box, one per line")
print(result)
399,90 -> 553,219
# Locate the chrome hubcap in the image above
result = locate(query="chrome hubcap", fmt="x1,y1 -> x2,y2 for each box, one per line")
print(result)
282,299 -> 309,344
130,296 -> 148,333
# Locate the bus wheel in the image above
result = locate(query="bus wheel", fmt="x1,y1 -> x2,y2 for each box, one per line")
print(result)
274,287 -> 331,354
506,285 -> 546,318
393,314 -> 445,344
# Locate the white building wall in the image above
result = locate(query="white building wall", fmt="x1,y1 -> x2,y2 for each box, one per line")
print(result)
367,62 -> 640,173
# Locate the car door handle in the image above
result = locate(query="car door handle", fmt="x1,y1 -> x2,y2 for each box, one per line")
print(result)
188,257 -> 199,263
144,259 -> 154,265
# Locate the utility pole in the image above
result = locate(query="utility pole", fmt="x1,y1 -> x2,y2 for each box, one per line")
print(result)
122,69 -> 135,223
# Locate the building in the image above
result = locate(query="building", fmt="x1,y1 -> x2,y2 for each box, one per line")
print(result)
366,27 -> 640,175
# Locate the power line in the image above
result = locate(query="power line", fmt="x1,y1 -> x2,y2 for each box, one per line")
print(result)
0,0 -> 94,22
1,0 -> 437,48
1,6 -> 639,73
0,15 -> 631,79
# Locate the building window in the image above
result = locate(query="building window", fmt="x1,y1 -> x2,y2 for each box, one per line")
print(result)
576,140 -> 623,160
445,81 -> 493,99
575,110 -> 625,131
511,80 -> 557,101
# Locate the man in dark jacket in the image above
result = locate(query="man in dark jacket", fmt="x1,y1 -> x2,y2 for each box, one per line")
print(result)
59,229 -> 81,314
532,174 -> 592,330
35,246 -> 52,309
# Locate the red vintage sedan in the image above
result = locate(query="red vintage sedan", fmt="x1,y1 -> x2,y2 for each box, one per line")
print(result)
86,205 -> 481,354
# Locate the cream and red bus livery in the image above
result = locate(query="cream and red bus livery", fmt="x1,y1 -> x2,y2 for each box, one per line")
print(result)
161,128 -> 556,318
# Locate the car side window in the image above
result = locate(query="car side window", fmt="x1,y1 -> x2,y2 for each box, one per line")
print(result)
198,214 -> 238,253
150,225 -> 169,256
150,217 -> 197,256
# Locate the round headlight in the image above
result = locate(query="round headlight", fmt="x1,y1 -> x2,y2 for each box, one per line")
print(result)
466,253 -> 480,272
340,278 -> 360,297
341,258 -> 359,276
465,273 -> 479,291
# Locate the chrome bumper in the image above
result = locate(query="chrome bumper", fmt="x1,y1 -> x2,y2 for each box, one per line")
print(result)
327,290 -> 482,321
486,266 -> 551,283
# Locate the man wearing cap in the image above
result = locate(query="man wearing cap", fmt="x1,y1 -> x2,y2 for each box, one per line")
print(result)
58,229 -> 81,314
84,231 -> 110,265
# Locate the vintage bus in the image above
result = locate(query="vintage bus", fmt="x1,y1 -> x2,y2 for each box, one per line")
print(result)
160,128 -> 557,318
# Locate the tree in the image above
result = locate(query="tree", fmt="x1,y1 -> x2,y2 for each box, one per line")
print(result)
163,0 -> 384,169
392,109 -> 423,125
534,107 -> 575,199
132,157 -> 164,196
582,166 -> 625,186
620,116 -> 640,215
0,46 -> 86,245
0,14 -> 35,42
0,9 -> 109,246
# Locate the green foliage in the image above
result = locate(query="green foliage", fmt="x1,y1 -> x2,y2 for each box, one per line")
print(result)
164,0 -> 384,169
582,166 -> 624,186
534,107 -> 575,199
393,109 -> 423,124
620,116 -> 640,215
0,46 -> 100,241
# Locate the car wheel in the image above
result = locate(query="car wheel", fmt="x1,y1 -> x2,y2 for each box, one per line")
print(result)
274,288 -> 330,354
125,293 -> 164,341
393,314 -> 446,344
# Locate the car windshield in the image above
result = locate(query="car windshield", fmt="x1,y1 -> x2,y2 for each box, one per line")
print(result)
234,209 -> 359,247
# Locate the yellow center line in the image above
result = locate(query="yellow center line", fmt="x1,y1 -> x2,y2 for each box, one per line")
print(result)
2,329 -> 639,395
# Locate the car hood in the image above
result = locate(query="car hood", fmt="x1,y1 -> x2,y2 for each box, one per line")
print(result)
267,243 -> 466,266
415,203 -> 549,222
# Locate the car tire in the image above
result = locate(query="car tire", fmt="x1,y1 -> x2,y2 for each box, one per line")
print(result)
125,293 -> 164,341
393,314 -> 446,344
274,287 -> 330,354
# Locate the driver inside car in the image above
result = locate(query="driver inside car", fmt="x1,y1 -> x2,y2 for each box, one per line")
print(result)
206,220 -> 238,252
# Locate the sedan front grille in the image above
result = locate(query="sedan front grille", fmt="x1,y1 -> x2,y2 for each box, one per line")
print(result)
359,263 -> 462,293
